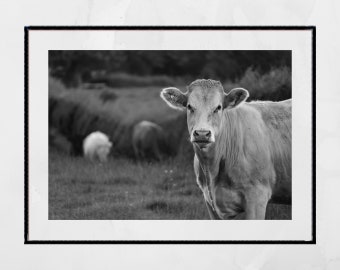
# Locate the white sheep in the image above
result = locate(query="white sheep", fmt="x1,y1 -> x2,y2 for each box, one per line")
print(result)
83,131 -> 112,162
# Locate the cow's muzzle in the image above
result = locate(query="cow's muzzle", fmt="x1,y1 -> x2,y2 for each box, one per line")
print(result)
192,129 -> 213,148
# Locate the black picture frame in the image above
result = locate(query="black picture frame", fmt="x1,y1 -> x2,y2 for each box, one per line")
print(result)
24,25 -> 316,244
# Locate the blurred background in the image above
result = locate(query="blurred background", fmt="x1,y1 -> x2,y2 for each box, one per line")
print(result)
49,50 -> 292,220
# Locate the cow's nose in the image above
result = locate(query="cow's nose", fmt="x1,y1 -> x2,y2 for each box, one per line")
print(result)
193,130 -> 211,140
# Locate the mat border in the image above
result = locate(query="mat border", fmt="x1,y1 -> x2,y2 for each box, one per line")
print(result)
24,25 -> 316,244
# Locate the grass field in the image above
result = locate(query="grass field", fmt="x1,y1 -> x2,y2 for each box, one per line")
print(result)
49,149 -> 291,220
49,149 -> 209,220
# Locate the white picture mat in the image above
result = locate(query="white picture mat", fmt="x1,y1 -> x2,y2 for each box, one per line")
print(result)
28,29 -> 312,241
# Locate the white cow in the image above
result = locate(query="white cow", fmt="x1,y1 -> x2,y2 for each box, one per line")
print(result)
161,79 -> 291,220
83,131 -> 112,162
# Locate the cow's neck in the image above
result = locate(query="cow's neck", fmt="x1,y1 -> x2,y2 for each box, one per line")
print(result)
194,108 -> 241,180
194,143 -> 223,179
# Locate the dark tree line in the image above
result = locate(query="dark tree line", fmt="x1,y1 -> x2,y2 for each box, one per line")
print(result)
49,51 -> 291,87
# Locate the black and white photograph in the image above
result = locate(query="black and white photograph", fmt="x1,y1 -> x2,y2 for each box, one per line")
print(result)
48,50 -> 292,221
26,28 -> 313,242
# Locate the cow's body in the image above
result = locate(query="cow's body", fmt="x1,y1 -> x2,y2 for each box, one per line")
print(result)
161,79 -> 291,219
132,120 -> 167,161
194,100 -> 291,219
83,131 -> 112,163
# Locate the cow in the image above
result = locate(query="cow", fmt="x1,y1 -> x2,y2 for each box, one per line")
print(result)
83,131 -> 112,163
132,120 -> 168,161
160,79 -> 291,220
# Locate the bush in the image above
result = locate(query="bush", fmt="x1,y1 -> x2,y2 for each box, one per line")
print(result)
90,72 -> 185,88
49,77 -> 68,94
49,51 -> 291,88
49,127 -> 73,154
225,66 -> 291,101
99,90 -> 118,103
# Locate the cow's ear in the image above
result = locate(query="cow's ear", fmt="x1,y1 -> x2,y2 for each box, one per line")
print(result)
223,88 -> 249,109
160,87 -> 188,111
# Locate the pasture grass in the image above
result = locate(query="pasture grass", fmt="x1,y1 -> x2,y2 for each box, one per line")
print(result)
49,150 -> 291,220
49,149 -> 209,219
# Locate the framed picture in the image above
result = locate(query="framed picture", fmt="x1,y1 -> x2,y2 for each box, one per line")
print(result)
25,26 -> 315,243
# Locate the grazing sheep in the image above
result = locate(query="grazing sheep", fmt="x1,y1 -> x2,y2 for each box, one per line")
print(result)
83,131 -> 112,162
132,120 -> 168,161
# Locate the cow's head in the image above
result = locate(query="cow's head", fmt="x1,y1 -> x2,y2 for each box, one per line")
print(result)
161,79 -> 248,150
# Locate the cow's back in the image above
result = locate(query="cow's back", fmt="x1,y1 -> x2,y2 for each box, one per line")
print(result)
248,100 -> 292,204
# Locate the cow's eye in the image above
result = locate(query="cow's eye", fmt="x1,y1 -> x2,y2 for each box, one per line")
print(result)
213,105 -> 222,113
187,104 -> 194,112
